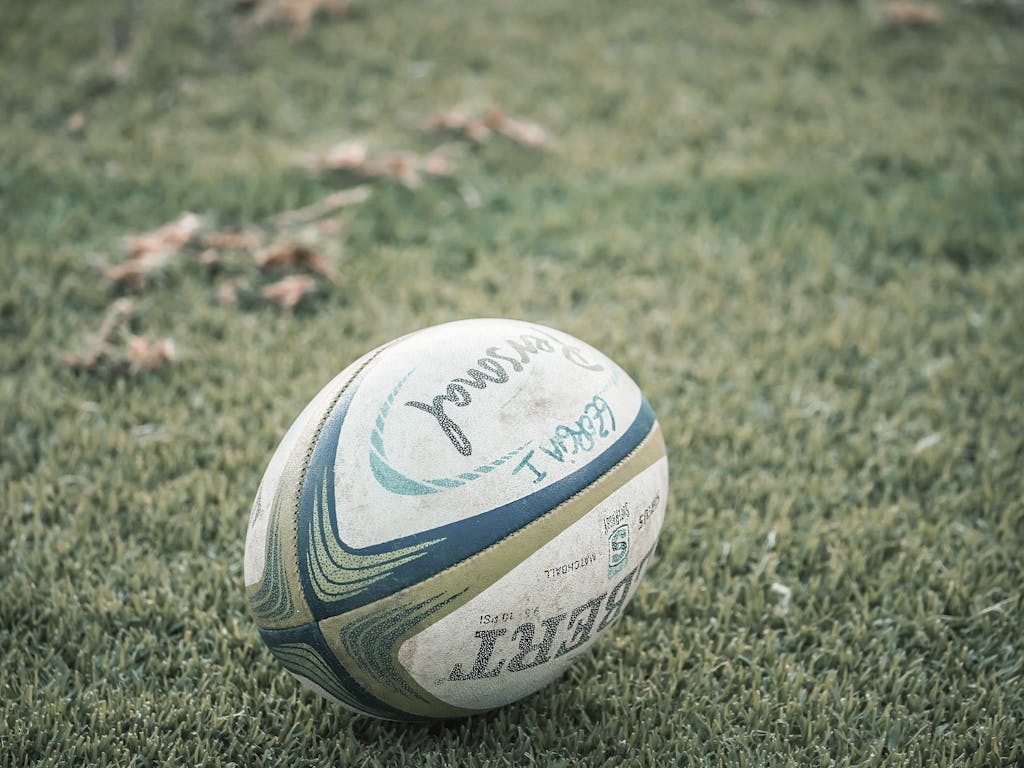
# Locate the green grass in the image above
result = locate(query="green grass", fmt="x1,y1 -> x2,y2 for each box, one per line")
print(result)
2,0 -> 1023,765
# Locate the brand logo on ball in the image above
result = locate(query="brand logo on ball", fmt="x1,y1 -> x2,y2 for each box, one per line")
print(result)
368,328 -> 606,496
446,549 -> 653,683
607,524 -> 629,578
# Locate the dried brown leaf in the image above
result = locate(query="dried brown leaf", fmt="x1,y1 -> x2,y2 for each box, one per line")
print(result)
246,0 -> 351,35
125,212 -> 203,258
64,300 -> 174,375
104,213 -> 204,289
66,111 -> 87,134
63,351 -> 105,373
426,107 -> 495,142
270,185 -> 372,227
277,0 -> 321,33
203,229 -> 262,251
491,114 -> 549,149
256,243 -> 340,284
311,141 -> 455,187
312,140 -> 369,171
315,217 -> 345,234
422,149 -> 455,177
96,298 -> 136,340
425,107 -> 473,133
127,335 -> 176,372
366,151 -> 422,188
427,106 -> 549,149
110,54 -> 133,82
742,0 -> 766,15
427,108 -> 492,143
464,120 -> 493,143
211,278 -> 243,305
103,250 -> 176,290
262,274 -> 316,310
884,2 -> 943,27
63,299 -> 135,372
480,108 -> 508,131
369,148 -> 457,186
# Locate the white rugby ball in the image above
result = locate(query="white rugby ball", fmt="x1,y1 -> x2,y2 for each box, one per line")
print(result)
244,318 -> 668,720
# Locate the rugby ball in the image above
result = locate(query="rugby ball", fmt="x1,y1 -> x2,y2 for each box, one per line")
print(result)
244,318 -> 668,720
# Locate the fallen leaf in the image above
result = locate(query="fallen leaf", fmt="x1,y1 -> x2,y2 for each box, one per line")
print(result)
425,107 -> 474,133
275,0 -> 324,34
369,148 -> 457,187
484,108 -> 549,149
110,53 -> 134,82
366,151 -> 422,187
64,298 -> 176,375
203,229 -> 262,251
426,107 -> 494,143
884,2 -> 943,28
256,243 -> 340,284
63,299 -> 144,373
125,212 -> 203,258
262,274 -> 316,309
127,335 -> 176,372
310,141 -> 456,187
270,185 -> 372,227
103,250 -> 176,290
312,140 -> 369,171
240,0 -> 351,36
102,213 -> 204,289
66,111 -> 87,134
422,148 -> 455,177
427,106 -> 550,149
216,278 -> 249,306
95,298 -> 136,340
315,217 -> 345,234
464,120 -> 493,143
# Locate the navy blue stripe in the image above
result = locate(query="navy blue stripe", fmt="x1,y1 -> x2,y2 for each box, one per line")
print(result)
297,378 -> 657,620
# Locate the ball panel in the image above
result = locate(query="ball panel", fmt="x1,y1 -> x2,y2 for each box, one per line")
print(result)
316,423 -> 666,719
330,319 -> 643,549
402,454 -> 668,711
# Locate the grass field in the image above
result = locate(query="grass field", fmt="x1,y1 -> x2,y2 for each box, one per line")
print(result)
2,0 -> 1023,765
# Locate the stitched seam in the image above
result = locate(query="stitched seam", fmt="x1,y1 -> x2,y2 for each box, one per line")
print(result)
291,345 -> 392,610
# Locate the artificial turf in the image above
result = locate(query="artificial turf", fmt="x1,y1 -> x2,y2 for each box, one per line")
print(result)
2,0 -> 1023,765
